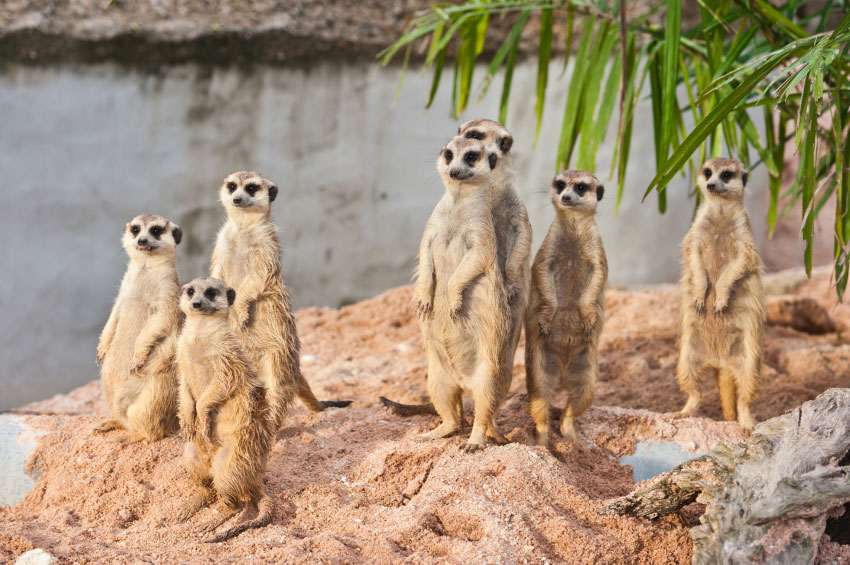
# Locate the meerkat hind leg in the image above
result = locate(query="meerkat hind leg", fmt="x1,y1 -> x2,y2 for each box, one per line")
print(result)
463,367 -> 500,453
560,349 -> 595,445
203,494 -> 274,543
177,488 -> 216,523
93,419 -> 125,434
416,382 -> 462,441
674,345 -> 706,418
526,339 -> 553,447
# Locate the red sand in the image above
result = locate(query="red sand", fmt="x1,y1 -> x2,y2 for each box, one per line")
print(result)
3,273 -> 849,563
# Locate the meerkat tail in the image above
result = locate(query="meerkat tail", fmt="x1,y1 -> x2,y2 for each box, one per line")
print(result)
379,396 -> 438,417
202,496 -> 274,544
295,372 -> 351,411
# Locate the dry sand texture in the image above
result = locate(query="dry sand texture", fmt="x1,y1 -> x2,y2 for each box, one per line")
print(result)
3,272 -> 849,563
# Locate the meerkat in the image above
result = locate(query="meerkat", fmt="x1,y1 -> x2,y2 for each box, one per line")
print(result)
525,171 -> 607,447
94,214 -> 181,443
380,119 -> 531,419
210,171 -> 350,430
675,158 -> 764,435
408,136 -> 511,452
175,277 -> 274,543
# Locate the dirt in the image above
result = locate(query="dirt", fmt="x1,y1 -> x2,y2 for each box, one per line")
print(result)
3,272 -> 849,563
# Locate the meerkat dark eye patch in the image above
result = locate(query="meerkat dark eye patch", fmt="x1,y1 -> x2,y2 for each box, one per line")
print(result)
554,180 -> 566,193
226,288 -> 236,305
720,170 -> 734,182
576,183 -> 588,194
245,183 -> 259,194
703,168 -> 712,180
186,287 -> 195,297
150,226 -> 163,239
444,149 -> 453,164
464,151 -> 479,165
130,225 -> 140,235
465,130 -> 484,140
204,288 -> 218,301
226,182 -> 237,193
488,153 -> 497,170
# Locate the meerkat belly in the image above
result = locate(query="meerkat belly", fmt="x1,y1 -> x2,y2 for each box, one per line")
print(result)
551,246 -> 591,337
104,297 -> 150,374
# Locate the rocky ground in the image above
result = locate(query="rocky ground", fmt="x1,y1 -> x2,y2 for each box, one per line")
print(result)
2,271 -> 849,563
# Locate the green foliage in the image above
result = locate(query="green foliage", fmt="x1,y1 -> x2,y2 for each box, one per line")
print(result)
380,0 -> 850,300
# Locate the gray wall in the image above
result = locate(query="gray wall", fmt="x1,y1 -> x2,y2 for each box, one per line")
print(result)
0,60 -> 767,408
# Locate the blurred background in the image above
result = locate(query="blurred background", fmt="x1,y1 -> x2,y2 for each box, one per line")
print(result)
0,1 -> 835,409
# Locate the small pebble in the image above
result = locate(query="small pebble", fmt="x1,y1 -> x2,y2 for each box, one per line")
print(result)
118,509 -> 134,522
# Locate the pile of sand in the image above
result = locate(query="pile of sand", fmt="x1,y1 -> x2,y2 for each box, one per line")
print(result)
2,273 -> 849,563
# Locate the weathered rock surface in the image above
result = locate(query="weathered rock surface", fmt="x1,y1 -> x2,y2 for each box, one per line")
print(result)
1,273 -> 848,563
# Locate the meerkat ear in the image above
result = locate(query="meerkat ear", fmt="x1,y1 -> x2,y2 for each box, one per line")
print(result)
268,185 -> 278,202
499,134 -> 513,154
226,288 -> 236,305
170,223 -> 183,245
597,185 -> 605,201
742,171 -> 748,186
489,153 -> 498,170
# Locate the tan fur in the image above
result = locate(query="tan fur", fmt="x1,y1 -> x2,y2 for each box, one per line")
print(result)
210,172 -> 350,430
94,214 -> 181,443
175,277 -> 274,543
525,171 -> 607,447
413,137 -> 512,451
675,158 -> 764,436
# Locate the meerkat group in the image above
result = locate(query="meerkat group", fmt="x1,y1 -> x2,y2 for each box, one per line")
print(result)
94,117 -> 764,541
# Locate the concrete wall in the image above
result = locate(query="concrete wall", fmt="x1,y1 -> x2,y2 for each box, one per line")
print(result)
0,60 -> 768,408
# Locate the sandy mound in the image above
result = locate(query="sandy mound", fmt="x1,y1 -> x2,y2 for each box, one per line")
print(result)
3,273 -> 849,563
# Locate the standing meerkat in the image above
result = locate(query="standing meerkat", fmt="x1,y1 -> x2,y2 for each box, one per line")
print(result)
525,171 -> 607,447
94,214 -> 181,443
381,119 -> 531,418
175,277 -> 274,543
676,158 -> 764,435
210,171 -> 350,430
411,136 -> 512,452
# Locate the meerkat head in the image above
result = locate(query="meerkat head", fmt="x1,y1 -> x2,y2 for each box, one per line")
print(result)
122,214 -> 182,260
180,277 -> 235,317
551,170 -> 604,215
437,137 -> 495,191
457,119 -> 514,161
698,158 -> 748,201
220,171 -> 278,216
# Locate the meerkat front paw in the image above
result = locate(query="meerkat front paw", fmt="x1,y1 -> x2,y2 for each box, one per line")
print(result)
506,284 -> 520,305
449,297 -> 464,322
96,344 -> 108,366
412,294 -> 433,319
694,298 -> 706,315
538,315 -> 553,339
713,297 -> 729,316
234,307 -> 250,330
580,311 -> 596,337
130,351 -> 148,375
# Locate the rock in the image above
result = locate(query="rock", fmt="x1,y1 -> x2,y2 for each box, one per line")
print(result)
15,549 -> 55,565
118,508 -> 134,523
0,416 -> 45,506
766,295 -> 837,334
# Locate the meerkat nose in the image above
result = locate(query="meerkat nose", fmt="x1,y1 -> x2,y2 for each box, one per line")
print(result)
138,237 -> 148,245
192,301 -> 202,309
233,197 -> 243,204
707,182 -> 716,190
562,195 -> 572,202
449,169 -> 462,180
